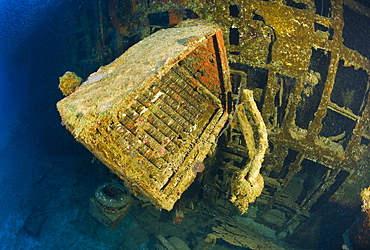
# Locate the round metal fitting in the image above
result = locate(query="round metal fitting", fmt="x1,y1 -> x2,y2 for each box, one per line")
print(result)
95,181 -> 132,214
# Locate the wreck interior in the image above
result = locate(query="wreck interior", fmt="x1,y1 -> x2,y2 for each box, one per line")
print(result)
4,0 -> 370,249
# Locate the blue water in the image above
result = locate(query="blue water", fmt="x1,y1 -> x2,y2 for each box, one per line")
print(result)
0,0 -> 128,248
0,1 -> 167,248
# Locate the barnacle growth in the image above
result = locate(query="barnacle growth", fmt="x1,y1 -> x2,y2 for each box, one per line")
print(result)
58,71 -> 83,96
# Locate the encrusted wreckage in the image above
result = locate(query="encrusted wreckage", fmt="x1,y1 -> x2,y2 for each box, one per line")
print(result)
229,89 -> 268,214
57,0 -> 370,248
57,19 -> 234,211
180,0 -> 369,247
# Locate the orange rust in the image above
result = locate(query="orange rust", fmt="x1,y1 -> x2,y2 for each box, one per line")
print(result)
173,216 -> 183,224
169,9 -> 185,27
57,20 -> 230,211
145,150 -> 153,157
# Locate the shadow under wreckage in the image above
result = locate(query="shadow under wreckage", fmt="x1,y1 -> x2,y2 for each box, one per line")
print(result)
56,1 -> 370,249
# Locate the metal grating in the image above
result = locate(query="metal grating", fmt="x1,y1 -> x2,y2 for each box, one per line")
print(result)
57,19 -> 231,210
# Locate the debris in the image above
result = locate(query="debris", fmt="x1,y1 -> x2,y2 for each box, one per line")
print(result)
57,19 -> 231,211
58,71 -> 83,96
70,208 -> 98,238
303,70 -> 321,97
89,180 -> 132,230
205,217 -> 285,249
156,235 -> 191,250
361,187 -> 370,213
22,209 -> 48,237
354,189 -> 370,248
230,89 -> 268,213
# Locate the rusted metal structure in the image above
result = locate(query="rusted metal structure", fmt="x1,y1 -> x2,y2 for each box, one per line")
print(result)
57,19 -> 231,211
348,187 -> 370,249
89,180 -> 132,230
134,0 -> 369,247
175,0 -> 370,247
57,0 -> 370,248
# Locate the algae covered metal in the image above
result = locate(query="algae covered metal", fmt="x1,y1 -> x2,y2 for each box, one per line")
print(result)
57,20 -> 231,211
55,0 -> 370,247
230,89 -> 268,214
